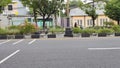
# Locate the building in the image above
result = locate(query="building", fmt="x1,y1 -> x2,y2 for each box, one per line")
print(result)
0,0 -> 28,28
69,2 -> 117,28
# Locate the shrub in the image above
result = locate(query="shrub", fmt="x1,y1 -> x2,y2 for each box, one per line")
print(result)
8,25 -> 19,29
81,28 -> 96,34
72,27 -> 82,34
0,28 -> 8,35
49,28 -> 64,34
97,28 -> 114,34
7,29 -> 20,35
19,23 -> 36,34
104,21 -> 115,28
112,25 -> 120,33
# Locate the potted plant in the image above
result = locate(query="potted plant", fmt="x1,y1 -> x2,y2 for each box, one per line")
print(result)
47,29 -> 56,38
0,29 -> 8,39
81,29 -> 91,37
7,25 -> 23,39
112,25 -> 120,36
72,27 -> 81,37
97,28 -> 114,37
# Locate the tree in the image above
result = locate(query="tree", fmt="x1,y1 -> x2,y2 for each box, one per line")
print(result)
0,0 -> 11,13
21,0 -> 64,29
105,0 -> 120,25
69,0 -> 79,8
79,0 -> 108,27
21,0 -> 38,27
35,0 -> 64,29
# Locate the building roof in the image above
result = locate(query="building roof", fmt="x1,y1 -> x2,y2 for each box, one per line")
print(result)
70,7 -> 105,16
70,8 -> 87,16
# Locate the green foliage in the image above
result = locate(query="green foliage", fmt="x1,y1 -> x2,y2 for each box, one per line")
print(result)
112,25 -> 120,33
49,28 -> 64,34
19,23 -> 36,34
81,28 -> 96,34
104,21 -> 115,27
69,0 -> 81,8
72,27 -> 82,34
0,28 -> 8,35
79,1 -> 98,27
7,29 -> 20,35
91,26 -> 104,29
0,0 -> 11,13
105,0 -> 120,24
8,25 -> 19,30
85,8 -> 98,21
97,28 -> 114,34
21,0 -> 64,29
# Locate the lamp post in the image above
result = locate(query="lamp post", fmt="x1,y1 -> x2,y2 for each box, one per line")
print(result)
66,0 -> 70,27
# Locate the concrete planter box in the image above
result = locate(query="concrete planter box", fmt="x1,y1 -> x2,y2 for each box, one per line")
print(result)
47,34 -> 56,38
7,35 -> 15,39
73,34 -> 80,37
31,34 -> 40,38
115,33 -> 120,36
0,35 -> 7,39
15,35 -> 24,39
81,33 -> 90,37
98,33 -> 107,37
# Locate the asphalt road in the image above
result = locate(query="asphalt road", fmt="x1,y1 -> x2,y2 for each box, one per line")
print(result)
0,37 -> 120,68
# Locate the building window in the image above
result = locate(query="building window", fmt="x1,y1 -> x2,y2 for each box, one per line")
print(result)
80,20 -> 82,26
87,19 -> 89,26
8,5 -> 13,10
87,19 -> 92,27
90,19 -> 93,26
100,19 -> 102,26
106,18 -> 108,22
77,20 -> 79,25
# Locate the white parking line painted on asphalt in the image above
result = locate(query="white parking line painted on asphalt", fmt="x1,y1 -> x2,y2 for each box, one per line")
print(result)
13,39 -> 24,45
88,47 -> 120,50
0,50 -> 20,64
28,39 -> 36,44
0,40 -> 10,45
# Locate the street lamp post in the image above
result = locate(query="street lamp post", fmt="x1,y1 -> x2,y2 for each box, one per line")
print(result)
66,0 -> 70,27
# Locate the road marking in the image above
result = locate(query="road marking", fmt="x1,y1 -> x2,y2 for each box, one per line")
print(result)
0,50 -> 20,64
0,40 -> 10,45
28,39 -> 36,44
88,47 -> 120,50
13,39 -> 24,45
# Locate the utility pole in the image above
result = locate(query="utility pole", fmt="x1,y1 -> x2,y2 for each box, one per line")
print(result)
66,0 -> 69,18
66,0 -> 70,27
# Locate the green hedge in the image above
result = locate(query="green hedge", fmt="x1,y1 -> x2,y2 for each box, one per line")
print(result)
112,25 -> 120,33
81,28 -> 96,34
97,28 -> 114,34
72,27 -> 82,34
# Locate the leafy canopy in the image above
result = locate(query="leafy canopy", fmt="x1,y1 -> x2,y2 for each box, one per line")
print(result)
0,0 -> 12,13
105,0 -> 120,24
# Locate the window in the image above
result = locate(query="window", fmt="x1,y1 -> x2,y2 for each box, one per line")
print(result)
8,5 -> 13,10
80,20 -> 82,26
87,19 -> 92,27
87,19 -> 89,26
77,20 -> 79,25
90,19 -> 93,25
100,19 -> 103,26
106,18 -> 108,22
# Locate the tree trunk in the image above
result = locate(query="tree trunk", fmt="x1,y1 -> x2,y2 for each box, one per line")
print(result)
33,8 -> 37,27
92,17 -> 95,27
54,14 -> 57,28
43,16 -> 46,30
117,20 -> 120,25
